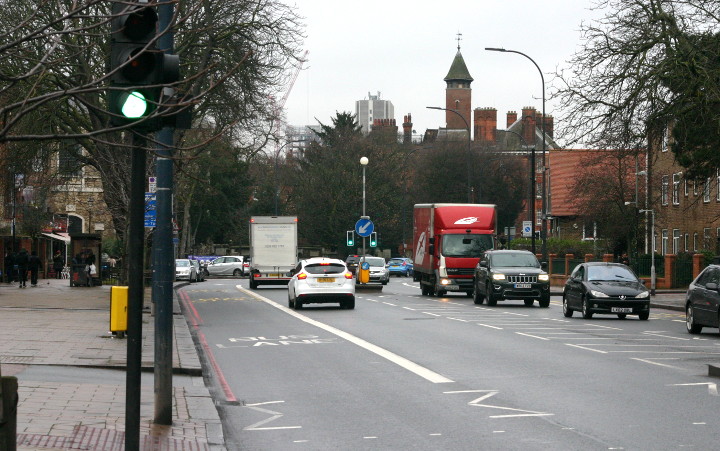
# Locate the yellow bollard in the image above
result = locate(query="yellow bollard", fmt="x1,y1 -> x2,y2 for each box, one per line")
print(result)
358,268 -> 370,284
110,286 -> 128,337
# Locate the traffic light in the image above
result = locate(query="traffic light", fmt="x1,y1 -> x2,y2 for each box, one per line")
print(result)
346,231 -> 354,246
369,232 -> 377,247
109,1 -> 180,130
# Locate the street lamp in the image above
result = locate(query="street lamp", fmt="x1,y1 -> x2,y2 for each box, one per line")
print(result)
426,106 -> 472,202
485,47 -> 547,260
639,209 -> 656,295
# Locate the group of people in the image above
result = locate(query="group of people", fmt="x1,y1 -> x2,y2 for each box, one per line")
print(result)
73,250 -> 98,286
3,248 -> 44,288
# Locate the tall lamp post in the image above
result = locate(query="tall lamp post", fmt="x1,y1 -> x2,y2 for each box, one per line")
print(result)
426,106 -> 472,203
485,47 -> 547,260
639,209 -> 656,295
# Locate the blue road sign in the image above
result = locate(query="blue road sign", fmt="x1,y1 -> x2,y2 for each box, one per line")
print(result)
361,261 -> 370,270
355,218 -> 374,237
144,193 -> 156,228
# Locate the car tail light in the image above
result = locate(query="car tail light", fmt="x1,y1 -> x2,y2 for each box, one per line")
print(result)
344,272 -> 353,279
297,272 -> 308,280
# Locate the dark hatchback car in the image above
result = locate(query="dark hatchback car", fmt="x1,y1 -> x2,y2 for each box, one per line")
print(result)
472,250 -> 551,307
685,264 -> 720,334
563,262 -> 650,320
345,255 -> 361,275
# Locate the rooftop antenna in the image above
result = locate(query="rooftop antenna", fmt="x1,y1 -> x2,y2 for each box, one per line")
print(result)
456,31 -> 462,51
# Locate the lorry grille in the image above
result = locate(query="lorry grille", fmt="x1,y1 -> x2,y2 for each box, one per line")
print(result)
507,275 -> 537,283
446,268 -> 475,276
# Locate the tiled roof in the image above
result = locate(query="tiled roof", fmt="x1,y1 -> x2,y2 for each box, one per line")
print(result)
444,51 -> 473,82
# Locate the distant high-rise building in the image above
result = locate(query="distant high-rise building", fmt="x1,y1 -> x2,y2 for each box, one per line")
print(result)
284,125 -> 320,159
355,91 -> 394,135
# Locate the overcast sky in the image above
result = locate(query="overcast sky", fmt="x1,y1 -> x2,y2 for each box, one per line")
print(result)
282,0 -> 605,146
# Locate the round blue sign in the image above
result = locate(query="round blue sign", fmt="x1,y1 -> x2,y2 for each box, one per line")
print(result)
361,261 -> 370,270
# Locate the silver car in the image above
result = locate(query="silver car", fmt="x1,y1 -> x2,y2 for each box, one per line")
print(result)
364,256 -> 389,285
175,259 -> 197,282
206,256 -> 245,277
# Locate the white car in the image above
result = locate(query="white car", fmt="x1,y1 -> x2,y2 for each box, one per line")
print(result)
288,257 -> 355,310
175,259 -> 197,282
206,256 -> 244,277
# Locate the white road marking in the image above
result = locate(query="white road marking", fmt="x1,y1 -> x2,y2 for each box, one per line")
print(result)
382,302 -> 397,306
477,323 -> 503,330
515,332 -> 550,340
566,343 -> 608,353
240,286 -> 454,384
631,358 -> 683,369
244,402 -> 302,431
670,383 -> 718,396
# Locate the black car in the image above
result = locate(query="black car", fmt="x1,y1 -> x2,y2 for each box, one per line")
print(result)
345,255 -> 361,275
685,264 -> 720,334
472,250 -> 551,307
562,262 -> 650,320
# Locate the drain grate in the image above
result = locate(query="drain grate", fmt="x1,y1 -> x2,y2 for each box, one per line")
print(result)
17,426 -> 210,450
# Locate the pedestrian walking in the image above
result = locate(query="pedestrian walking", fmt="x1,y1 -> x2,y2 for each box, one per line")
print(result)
16,248 -> 29,288
28,250 -> 42,287
52,250 -> 64,279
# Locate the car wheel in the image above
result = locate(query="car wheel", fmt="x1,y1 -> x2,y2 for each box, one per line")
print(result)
436,289 -> 446,297
294,298 -> 303,310
342,297 -> 355,310
288,295 -> 294,309
638,311 -> 649,321
686,305 -> 702,333
617,313 -> 627,319
233,269 -> 241,277
486,286 -> 498,306
524,299 -> 534,307
562,296 -> 573,317
473,286 -> 485,305
539,297 -> 550,308
382,280 -> 388,286
582,296 -> 593,319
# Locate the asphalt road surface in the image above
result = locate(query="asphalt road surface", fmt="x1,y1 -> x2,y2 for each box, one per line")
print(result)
179,277 -> 720,451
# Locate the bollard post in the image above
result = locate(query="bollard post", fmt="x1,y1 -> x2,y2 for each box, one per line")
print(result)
1,363 -> 19,451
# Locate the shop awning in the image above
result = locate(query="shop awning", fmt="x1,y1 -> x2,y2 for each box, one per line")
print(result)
42,232 -> 71,243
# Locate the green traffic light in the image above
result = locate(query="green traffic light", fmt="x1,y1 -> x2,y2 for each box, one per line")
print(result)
120,91 -> 148,118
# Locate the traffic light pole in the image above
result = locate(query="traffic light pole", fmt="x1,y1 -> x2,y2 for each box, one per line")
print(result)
126,134 -> 147,451
151,0 -> 175,426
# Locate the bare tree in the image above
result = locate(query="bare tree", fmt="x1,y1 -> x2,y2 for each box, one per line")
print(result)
555,0 -> 720,169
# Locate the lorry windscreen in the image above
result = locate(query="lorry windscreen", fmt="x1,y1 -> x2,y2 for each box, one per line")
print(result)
441,234 -> 493,258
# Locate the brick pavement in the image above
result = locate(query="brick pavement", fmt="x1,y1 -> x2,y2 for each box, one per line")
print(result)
0,277 -> 225,451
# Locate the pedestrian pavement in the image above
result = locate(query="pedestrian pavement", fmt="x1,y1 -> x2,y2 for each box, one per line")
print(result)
0,277 -> 225,451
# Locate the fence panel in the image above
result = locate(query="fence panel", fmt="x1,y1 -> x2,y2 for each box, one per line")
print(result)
672,255 -> 694,288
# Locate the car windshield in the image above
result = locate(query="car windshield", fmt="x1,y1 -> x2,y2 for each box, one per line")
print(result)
364,257 -> 385,267
490,253 -> 539,268
305,263 -> 346,275
176,260 -> 190,267
587,265 -> 637,282
442,234 -> 493,258
388,259 -> 405,265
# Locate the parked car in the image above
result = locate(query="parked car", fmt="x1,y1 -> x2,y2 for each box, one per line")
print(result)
387,257 -> 413,277
364,256 -> 389,285
242,256 -> 252,276
685,264 -> 720,334
473,250 -> 550,307
175,259 -> 197,282
190,260 -> 205,282
206,256 -> 244,277
288,257 -> 355,309
562,262 -> 650,320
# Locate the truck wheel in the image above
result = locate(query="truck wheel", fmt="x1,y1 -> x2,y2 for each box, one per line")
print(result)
249,279 -> 258,289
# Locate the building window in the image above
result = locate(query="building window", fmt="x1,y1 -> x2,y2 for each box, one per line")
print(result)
672,173 -> 680,205
684,233 -> 689,252
704,228 -> 712,250
717,170 -> 720,201
685,177 -> 689,197
704,178 -> 711,203
693,232 -> 698,252
661,127 -> 669,152
535,209 -> 541,226
693,180 -> 698,196
662,229 -> 668,255
673,229 -> 680,254
661,175 -> 669,206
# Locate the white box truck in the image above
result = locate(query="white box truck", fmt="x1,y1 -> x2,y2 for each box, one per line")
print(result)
249,216 -> 298,289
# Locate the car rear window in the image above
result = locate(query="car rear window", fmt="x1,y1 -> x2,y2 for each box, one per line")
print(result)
176,260 -> 190,267
364,257 -> 385,267
305,263 -> 346,275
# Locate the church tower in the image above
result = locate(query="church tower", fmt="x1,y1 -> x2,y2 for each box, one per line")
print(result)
444,35 -> 473,133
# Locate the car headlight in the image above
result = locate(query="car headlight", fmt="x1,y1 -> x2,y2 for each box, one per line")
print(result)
538,274 -> 549,281
636,291 -> 650,299
590,289 -> 609,298
492,273 -> 505,281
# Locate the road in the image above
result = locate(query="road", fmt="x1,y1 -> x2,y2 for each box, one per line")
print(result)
179,277 -> 720,451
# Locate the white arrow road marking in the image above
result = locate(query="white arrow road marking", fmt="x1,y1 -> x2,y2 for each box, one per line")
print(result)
445,390 -> 553,418
669,383 -> 719,396
244,401 -> 302,430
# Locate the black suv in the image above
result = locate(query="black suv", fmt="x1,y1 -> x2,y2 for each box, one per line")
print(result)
472,250 -> 550,307
345,255 -> 361,275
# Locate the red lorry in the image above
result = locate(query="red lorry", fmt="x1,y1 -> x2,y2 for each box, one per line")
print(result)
413,203 -> 498,296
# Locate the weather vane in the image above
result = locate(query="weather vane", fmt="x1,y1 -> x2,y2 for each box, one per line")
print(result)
456,31 -> 462,51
